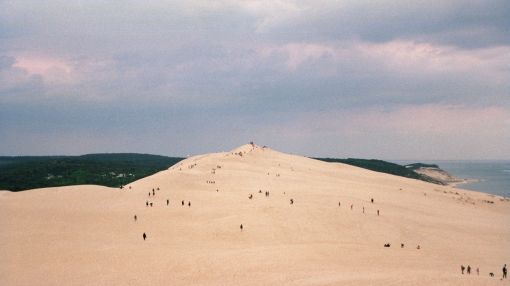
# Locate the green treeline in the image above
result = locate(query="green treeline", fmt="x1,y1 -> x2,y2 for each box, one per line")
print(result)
0,154 -> 184,192
314,158 -> 444,185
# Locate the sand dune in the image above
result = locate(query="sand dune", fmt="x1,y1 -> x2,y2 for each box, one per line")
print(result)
1,144 -> 509,285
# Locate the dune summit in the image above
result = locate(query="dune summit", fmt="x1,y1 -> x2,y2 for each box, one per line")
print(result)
1,144 -> 509,285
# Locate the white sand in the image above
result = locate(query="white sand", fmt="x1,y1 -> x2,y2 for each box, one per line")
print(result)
1,144 -> 509,285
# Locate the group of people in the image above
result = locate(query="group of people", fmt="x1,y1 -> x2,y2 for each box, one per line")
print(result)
461,264 -> 507,279
339,199 -> 380,216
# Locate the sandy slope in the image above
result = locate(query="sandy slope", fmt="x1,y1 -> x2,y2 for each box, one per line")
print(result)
1,144 -> 509,285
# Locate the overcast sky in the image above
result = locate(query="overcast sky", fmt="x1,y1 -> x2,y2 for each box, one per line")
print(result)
1,1 -> 509,159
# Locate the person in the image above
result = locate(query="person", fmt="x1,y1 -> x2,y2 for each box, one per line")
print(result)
146,201 -> 149,207
188,201 -> 191,207
377,210 -> 380,216
461,265 -> 465,274
240,224 -> 243,231
362,207 -> 365,214
467,265 -> 471,274
503,264 -> 507,279
371,198 -> 374,203
152,189 -> 155,196
167,199 -> 169,206
143,233 -> 147,240
401,243 -> 404,248
134,215 -> 137,222
338,202 -> 341,207
477,268 -> 479,275
350,204 -> 353,210
150,202 -> 153,207
182,200 -> 184,206
290,199 -> 294,205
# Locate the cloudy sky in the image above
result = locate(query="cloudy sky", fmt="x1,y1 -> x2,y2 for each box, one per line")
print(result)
1,1 -> 509,159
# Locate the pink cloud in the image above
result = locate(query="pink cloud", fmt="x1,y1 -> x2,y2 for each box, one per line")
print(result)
13,55 -> 75,84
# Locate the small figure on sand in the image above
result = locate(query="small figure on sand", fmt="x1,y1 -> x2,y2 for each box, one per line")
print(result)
362,207 -> 365,214
290,198 -> 294,205
384,243 -> 390,248
416,245 -> 420,250
461,265 -> 465,274
134,215 -> 137,222
477,267 -> 479,275
503,264 -> 507,279
467,265 -> 471,274
182,200 -> 184,206
377,210 -> 380,216
152,189 -> 155,196
188,201 -> 191,207
350,204 -> 353,210
150,202 -> 153,207
146,201 -> 149,207
338,202 -> 341,207
167,199 -> 169,206
249,194 -> 253,199
401,243 -> 404,248
240,224 -> 243,231
371,198 -> 374,203
143,233 -> 147,241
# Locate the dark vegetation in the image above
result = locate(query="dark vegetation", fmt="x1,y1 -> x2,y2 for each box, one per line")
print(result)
314,158 -> 445,185
0,154 -> 184,192
404,163 -> 440,170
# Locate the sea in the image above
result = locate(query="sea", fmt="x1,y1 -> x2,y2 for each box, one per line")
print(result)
394,160 -> 510,198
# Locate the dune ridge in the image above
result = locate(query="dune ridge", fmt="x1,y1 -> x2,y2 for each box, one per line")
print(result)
1,144 -> 509,285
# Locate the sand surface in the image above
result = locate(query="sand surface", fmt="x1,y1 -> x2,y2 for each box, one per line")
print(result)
1,144 -> 509,285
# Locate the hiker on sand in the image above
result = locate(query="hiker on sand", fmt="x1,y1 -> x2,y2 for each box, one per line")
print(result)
134,215 -> 137,222
467,265 -> 471,274
143,233 -> 147,240
503,264 -> 507,279
167,199 -> 169,206
240,224 -> 243,231
461,265 -> 465,274
290,199 -> 294,205
188,201 -> 191,207
338,202 -> 341,207
182,200 -> 184,206
477,268 -> 479,275
377,210 -> 380,216
146,201 -> 149,207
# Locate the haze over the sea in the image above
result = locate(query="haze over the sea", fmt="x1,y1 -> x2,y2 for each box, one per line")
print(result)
1,1 -> 509,160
